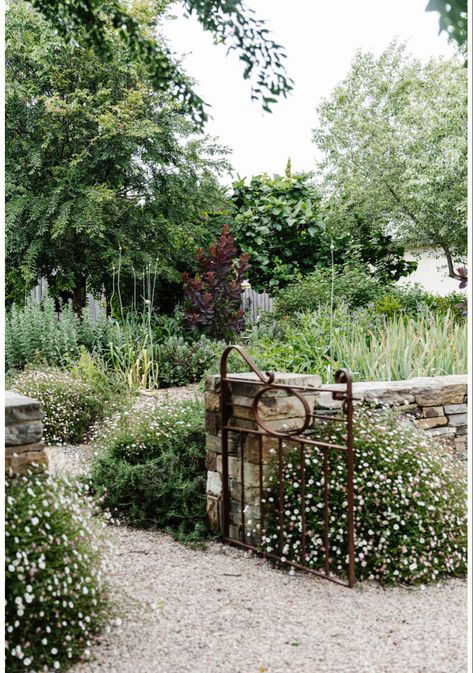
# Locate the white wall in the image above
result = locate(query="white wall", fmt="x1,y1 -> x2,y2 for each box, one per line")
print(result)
398,247 -> 466,296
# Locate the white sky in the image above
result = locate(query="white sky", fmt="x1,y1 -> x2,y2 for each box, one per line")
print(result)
163,0 -> 456,181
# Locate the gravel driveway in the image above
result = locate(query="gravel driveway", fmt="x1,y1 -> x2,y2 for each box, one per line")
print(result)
69,526 -> 467,673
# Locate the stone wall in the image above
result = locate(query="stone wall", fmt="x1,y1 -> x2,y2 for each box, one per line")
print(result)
5,391 -> 48,476
205,373 -> 468,537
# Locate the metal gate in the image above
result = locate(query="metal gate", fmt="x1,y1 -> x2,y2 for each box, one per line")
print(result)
220,345 -> 355,587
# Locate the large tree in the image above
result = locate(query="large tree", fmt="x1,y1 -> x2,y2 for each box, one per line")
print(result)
313,42 -> 468,276
27,0 -> 293,127
5,0 -> 230,311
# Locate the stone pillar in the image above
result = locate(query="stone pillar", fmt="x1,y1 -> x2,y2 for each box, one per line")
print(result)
205,372 -> 321,539
5,392 -> 47,476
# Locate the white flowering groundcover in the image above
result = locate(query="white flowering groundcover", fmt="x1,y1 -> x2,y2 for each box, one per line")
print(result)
261,409 -> 467,584
5,473 -> 111,672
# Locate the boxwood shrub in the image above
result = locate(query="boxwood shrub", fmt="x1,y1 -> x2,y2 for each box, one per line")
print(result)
90,400 -> 207,540
261,408 -> 467,585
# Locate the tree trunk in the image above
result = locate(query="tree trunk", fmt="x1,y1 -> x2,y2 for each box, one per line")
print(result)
72,276 -> 86,317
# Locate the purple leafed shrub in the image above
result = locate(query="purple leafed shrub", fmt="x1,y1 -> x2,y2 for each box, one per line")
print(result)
182,225 -> 251,341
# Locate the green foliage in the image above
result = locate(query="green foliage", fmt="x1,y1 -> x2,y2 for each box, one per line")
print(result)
11,368 -> 105,445
5,473 -> 109,671
241,307 -> 467,382
91,400 -> 207,538
29,0 -> 293,127
314,43 -> 467,265
230,171 -> 414,291
6,1 -> 229,308
274,265 -> 389,315
231,172 -> 324,290
375,286 -> 467,321
262,409 -> 467,584
5,295 -> 114,371
157,336 -> 220,388
426,0 -> 467,49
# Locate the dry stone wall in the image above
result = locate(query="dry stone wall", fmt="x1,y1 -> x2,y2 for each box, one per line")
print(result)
5,391 -> 47,475
205,373 -> 468,537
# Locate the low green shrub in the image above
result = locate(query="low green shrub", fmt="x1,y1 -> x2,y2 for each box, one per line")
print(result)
157,336 -> 220,388
5,473 -> 109,672
11,368 -> 104,445
275,266 -> 389,315
91,400 -> 207,539
375,286 -> 466,321
262,409 -> 467,584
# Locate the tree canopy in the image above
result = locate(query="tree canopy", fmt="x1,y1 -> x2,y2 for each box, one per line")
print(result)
5,0 -> 230,310
227,166 -> 414,292
28,0 -> 293,127
313,42 -> 467,273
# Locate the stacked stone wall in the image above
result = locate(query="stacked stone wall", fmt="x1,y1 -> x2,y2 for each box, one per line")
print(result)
5,392 -> 47,475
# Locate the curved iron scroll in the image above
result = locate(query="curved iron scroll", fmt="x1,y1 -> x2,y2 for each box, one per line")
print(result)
252,385 -> 312,437
220,344 -> 275,384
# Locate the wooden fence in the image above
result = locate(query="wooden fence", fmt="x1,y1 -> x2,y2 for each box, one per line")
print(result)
241,287 -> 274,324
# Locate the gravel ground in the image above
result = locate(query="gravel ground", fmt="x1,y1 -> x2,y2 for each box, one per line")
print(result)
47,384 -> 467,673
69,526 -> 467,673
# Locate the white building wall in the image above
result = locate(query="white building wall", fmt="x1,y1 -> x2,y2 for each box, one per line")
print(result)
398,247 -> 467,296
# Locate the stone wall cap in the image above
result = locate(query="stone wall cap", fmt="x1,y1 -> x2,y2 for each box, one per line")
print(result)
5,391 -> 41,409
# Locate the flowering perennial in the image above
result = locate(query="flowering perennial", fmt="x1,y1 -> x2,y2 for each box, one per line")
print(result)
11,368 -> 104,445
261,409 -> 467,584
5,473 -> 110,672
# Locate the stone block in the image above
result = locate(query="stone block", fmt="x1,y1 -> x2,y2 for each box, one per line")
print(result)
455,425 -> 468,436
422,406 -> 444,418
5,420 -> 43,446
205,410 -> 219,434
229,478 -> 261,508
5,393 -> 42,423
206,449 -> 217,471
425,426 -> 456,438
205,433 -> 222,453
5,441 -> 45,456
206,470 -> 222,497
444,404 -> 468,415
206,496 -> 220,531
242,434 -> 280,464
448,413 -> 468,427
204,391 -> 221,412
418,416 -> 448,429
413,383 -> 466,406
5,450 -> 48,476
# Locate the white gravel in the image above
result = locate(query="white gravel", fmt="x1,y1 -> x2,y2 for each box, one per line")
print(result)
47,384 -> 467,673
69,526 -> 467,673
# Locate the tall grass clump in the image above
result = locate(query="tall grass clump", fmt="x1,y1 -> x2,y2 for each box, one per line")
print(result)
244,306 -> 467,382
5,473 -> 110,672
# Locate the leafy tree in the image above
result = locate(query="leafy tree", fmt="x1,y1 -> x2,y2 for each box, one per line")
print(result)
313,42 -> 467,277
228,167 -> 415,291
28,0 -> 293,126
6,1 -> 229,312
426,0 -> 467,49
182,225 -> 250,340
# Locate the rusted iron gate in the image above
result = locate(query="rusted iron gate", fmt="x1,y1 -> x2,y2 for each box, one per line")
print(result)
220,345 -> 356,587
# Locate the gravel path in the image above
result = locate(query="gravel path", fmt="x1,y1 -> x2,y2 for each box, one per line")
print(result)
69,526 -> 467,673
47,385 -> 467,673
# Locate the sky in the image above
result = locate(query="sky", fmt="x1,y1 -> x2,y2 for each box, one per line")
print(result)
162,0 -> 456,181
